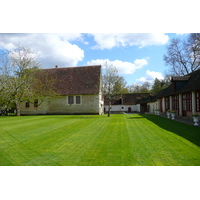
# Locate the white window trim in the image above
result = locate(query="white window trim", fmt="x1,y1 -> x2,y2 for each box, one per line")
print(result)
67,95 -> 82,105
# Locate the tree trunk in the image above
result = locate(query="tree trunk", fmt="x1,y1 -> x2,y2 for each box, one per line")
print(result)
108,101 -> 111,117
16,101 -> 21,116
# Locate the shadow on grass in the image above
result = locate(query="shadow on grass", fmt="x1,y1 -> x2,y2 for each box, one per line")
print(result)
141,114 -> 200,147
127,116 -> 145,119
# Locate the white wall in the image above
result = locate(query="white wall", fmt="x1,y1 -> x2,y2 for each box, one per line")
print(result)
104,104 -> 139,112
20,94 -> 101,115
148,102 -> 158,113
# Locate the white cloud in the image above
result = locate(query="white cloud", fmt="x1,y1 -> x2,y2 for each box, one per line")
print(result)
87,58 -> 148,75
136,70 -> 164,84
0,33 -> 84,68
89,33 -> 169,49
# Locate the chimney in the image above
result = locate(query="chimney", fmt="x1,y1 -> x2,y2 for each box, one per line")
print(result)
55,65 -> 59,68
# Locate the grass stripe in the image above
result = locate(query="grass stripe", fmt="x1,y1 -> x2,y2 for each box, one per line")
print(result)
0,114 -> 199,166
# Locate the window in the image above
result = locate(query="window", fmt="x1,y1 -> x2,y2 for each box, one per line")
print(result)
25,102 -> 30,108
172,95 -> 179,110
182,92 -> 192,111
165,97 -> 170,110
68,96 -> 74,104
68,96 -> 81,104
34,100 -> 38,107
76,96 -> 81,104
159,99 -> 163,113
196,90 -> 200,112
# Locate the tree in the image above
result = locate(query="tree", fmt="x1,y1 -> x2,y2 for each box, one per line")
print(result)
0,44 -> 56,116
21,69 -> 58,108
164,33 -> 200,76
103,63 -> 126,117
151,77 -> 170,94
151,78 -> 162,94
112,76 -> 128,94
140,82 -> 151,92
0,44 -> 40,115
127,81 -> 151,93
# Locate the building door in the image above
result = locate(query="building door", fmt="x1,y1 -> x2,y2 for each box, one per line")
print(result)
172,95 -> 179,115
197,90 -> 200,112
128,107 -> 131,113
159,99 -> 163,113
165,97 -> 170,111
182,99 -> 187,117
182,92 -> 192,117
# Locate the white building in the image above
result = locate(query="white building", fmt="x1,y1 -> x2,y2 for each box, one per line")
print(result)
104,93 -> 149,113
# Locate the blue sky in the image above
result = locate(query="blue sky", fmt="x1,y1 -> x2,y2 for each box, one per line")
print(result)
0,1 -> 197,88
0,33 -> 187,86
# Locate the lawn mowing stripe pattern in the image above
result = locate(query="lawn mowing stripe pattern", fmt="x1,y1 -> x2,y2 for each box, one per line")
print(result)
0,114 -> 199,166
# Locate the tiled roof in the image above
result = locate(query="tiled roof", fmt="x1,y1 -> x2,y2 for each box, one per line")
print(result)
137,69 -> 200,104
153,69 -> 200,99
156,70 -> 200,98
156,84 -> 175,98
38,65 -> 102,95
176,69 -> 200,93
104,93 -> 150,105
136,93 -> 161,104
171,76 -> 190,81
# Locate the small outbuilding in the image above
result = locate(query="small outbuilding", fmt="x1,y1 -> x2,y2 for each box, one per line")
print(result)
20,65 -> 104,115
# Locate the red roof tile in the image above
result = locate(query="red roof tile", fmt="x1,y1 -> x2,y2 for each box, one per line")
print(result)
39,65 -> 102,95
104,93 -> 150,105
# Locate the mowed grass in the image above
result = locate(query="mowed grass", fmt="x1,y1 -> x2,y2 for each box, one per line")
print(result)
0,114 -> 200,166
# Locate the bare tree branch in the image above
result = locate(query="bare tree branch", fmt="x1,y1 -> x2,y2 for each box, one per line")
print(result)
164,34 -> 200,76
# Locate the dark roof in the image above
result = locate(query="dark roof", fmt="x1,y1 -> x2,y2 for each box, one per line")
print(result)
150,93 -> 160,102
156,69 -> 200,98
171,76 -> 190,81
39,65 -> 102,95
175,69 -> 200,93
104,93 -> 150,105
136,92 -> 161,104
137,69 -> 200,104
136,96 -> 151,104
156,84 -> 175,98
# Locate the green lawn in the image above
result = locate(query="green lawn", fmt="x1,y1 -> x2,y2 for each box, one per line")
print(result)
0,114 -> 200,166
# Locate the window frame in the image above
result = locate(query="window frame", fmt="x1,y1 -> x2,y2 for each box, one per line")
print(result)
196,90 -> 200,112
34,99 -> 38,108
172,95 -> 179,110
68,96 -> 74,105
76,96 -> 81,104
165,97 -> 170,111
25,102 -> 30,108
68,95 -> 82,105
182,92 -> 192,111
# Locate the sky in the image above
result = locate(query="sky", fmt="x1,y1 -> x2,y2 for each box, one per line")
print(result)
0,33 -> 188,86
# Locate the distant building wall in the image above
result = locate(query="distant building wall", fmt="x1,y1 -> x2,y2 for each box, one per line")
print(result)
104,104 -> 139,113
20,94 -> 102,115
148,102 -> 158,114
